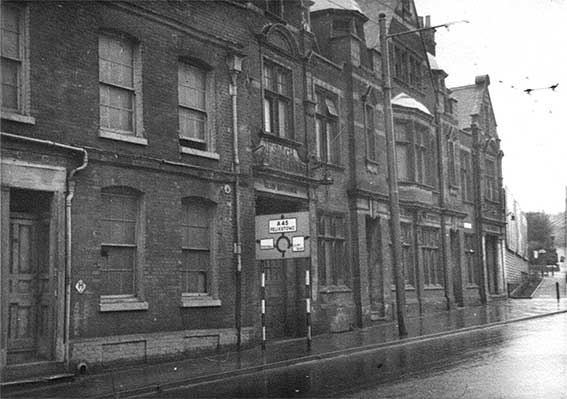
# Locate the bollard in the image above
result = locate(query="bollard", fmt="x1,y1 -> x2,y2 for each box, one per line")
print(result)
556,282 -> 560,302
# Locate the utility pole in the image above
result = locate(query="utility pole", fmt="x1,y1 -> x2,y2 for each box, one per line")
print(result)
378,13 -> 468,336
379,14 -> 407,336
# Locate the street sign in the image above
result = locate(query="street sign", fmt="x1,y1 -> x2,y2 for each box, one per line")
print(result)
255,211 -> 310,259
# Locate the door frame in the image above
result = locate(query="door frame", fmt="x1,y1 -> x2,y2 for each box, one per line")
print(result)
1,159 -> 67,369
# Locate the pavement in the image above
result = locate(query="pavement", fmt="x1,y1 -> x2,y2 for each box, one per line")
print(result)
4,275 -> 567,398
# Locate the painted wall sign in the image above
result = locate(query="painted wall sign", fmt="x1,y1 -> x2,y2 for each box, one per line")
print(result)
254,179 -> 308,199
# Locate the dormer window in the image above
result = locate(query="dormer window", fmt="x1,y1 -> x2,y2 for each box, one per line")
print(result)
392,44 -> 423,89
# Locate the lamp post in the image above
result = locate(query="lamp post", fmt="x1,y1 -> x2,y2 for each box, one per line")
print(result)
378,13 -> 468,337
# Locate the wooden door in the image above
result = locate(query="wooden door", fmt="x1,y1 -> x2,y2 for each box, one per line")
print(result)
7,214 -> 50,363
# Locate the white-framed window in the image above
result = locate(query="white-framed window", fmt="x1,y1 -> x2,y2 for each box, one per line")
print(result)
178,63 -> 208,150
99,34 -> 144,142
1,3 -> 32,122
315,89 -> 340,164
263,59 -> 293,139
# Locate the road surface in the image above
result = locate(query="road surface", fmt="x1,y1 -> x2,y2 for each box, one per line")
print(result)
155,312 -> 567,398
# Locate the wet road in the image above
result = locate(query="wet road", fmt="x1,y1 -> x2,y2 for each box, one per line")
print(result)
154,313 -> 567,398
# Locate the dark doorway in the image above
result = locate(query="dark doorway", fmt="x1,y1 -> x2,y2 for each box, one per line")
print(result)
485,235 -> 499,295
450,230 -> 464,307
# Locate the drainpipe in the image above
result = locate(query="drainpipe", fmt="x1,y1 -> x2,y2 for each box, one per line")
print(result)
65,151 -> 88,367
227,54 -> 244,349
0,132 -> 88,367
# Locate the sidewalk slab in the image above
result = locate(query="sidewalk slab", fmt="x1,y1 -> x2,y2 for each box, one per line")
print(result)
4,298 -> 567,398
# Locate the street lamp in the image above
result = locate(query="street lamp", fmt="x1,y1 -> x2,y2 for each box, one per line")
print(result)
378,13 -> 468,337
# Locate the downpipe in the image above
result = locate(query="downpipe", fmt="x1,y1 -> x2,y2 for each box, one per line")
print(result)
65,149 -> 88,368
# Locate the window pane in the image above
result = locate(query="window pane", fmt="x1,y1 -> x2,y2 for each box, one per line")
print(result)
325,98 -> 338,117
183,251 -> 209,293
101,193 -> 137,244
179,64 -> 206,110
396,144 -> 409,180
278,99 -> 288,137
1,60 -> 18,109
1,6 -> 20,59
101,246 -> 134,295
315,118 -> 323,160
187,226 -> 209,249
264,97 -> 272,132
100,85 -> 134,132
179,108 -> 206,141
99,36 -> 133,88
329,121 -> 340,164
263,63 -> 273,91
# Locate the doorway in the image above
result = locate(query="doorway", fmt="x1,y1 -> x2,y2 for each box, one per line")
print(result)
4,189 -> 54,365
485,235 -> 499,295
256,193 -> 307,340
450,230 -> 464,306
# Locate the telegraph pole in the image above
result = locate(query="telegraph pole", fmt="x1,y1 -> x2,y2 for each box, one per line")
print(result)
379,14 -> 407,336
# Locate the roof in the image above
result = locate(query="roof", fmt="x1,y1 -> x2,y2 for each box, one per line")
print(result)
450,84 -> 479,129
392,92 -> 432,115
310,0 -> 364,14
450,75 -> 499,137
359,0 -> 423,49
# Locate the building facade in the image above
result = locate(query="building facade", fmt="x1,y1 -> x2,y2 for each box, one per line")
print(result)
1,0 -> 506,380
504,188 -> 529,290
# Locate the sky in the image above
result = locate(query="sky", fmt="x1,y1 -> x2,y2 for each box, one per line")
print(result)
414,0 -> 567,214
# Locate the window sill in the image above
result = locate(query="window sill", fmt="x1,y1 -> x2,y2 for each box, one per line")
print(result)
1,111 -> 36,125
181,295 -> 221,308
99,296 -> 149,312
424,285 -> 445,291
319,285 -> 352,294
391,284 -> 416,291
99,130 -> 148,145
180,146 -> 220,160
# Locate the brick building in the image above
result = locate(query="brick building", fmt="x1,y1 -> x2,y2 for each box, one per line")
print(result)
1,0 -> 506,381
